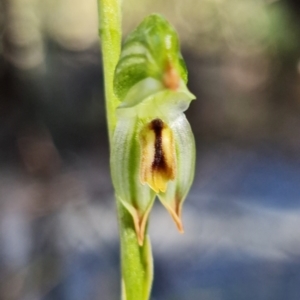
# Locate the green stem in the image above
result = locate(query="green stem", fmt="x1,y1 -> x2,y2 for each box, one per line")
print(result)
98,0 -> 121,140
97,1 -> 153,299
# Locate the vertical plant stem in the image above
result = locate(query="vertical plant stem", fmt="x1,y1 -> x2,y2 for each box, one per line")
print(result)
98,0 -> 121,140
97,1 -> 153,299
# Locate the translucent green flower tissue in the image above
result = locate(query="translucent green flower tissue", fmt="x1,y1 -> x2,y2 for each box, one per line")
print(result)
111,14 -> 196,245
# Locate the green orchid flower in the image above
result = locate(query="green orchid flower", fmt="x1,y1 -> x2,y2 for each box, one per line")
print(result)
111,14 -> 196,245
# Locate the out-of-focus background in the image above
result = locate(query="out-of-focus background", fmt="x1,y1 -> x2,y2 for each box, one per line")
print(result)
1,0 -> 300,299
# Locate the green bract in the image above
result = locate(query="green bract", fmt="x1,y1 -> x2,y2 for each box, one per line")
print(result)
111,14 -> 196,245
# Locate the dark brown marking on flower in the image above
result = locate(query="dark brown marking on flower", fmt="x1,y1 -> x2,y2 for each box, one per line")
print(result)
150,119 -> 167,171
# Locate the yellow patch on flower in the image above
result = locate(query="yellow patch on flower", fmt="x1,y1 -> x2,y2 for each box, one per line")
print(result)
139,119 -> 176,193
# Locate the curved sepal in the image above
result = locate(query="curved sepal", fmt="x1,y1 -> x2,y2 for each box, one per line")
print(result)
157,114 -> 196,232
111,118 -> 156,245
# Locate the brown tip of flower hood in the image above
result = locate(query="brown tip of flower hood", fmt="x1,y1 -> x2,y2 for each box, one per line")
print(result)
163,61 -> 180,91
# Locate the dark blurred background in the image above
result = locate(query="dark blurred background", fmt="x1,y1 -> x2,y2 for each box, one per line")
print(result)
1,0 -> 300,299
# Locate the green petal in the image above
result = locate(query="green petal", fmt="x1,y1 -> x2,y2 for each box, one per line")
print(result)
157,114 -> 196,232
